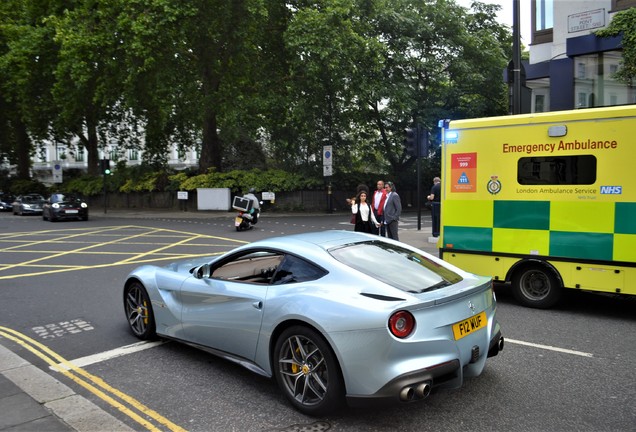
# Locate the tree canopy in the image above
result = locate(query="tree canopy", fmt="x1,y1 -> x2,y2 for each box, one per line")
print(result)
595,7 -> 636,84
0,0 -> 513,185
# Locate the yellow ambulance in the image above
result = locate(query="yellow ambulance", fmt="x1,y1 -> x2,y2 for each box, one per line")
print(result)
439,105 -> 636,308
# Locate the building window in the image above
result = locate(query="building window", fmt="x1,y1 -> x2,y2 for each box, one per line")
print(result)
532,0 -> 554,44
535,0 -> 553,31
577,63 -> 586,79
56,146 -> 67,160
573,51 -> 636,108
609,64 -> 619,76
75,149 -> 85,162
612,0 -> 636,12
528,77 -> 550,112
128,149 -> 139,161
38,148 -> 49,162
535,94 -> 545,112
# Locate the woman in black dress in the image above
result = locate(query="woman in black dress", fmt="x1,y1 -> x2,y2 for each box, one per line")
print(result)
351,191 -> 380,233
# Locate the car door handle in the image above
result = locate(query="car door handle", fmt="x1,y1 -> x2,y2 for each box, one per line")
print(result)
252,301 -> 263,310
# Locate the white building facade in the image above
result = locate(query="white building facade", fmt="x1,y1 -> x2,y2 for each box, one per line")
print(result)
30,143 -> 199,184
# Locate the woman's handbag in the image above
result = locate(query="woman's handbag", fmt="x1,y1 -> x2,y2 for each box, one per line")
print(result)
350,213 -> 356,224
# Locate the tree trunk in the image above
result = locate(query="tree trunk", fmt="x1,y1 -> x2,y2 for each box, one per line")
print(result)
15,118 -> 32,180
86,121 -> 99,176
199,108 -> 222,173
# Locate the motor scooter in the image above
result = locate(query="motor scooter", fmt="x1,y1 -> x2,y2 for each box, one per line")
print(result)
234,209 -> 259,231
232,195 -> 261,231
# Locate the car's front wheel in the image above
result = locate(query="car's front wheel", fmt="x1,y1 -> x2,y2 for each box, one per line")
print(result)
273,326 -> 344,416
123,281 -> 156,339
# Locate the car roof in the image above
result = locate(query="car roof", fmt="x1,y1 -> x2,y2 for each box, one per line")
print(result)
240,230 -> 382,262
256,229 -> 373,248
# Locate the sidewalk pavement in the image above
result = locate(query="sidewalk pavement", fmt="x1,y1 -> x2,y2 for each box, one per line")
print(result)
0,209 -> 439,432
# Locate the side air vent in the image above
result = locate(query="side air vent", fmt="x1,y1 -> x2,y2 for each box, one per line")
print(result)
360,293 -> 405,301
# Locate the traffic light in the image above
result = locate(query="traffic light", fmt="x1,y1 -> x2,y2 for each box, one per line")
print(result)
99,158 -> 111,175
419,130 -> 430,157
405,126 -> 418,157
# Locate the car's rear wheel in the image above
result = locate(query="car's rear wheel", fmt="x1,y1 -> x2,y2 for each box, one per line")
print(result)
273,326 -> 344,416
124,281 -> 156,339
511,264 -> 562,309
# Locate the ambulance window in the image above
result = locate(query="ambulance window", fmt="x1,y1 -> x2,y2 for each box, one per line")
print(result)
517,155 -> 596,185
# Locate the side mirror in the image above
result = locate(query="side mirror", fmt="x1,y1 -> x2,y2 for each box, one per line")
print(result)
193,263 -> 212,279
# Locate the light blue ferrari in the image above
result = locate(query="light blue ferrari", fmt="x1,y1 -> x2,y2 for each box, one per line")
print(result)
123,230 -> 503,415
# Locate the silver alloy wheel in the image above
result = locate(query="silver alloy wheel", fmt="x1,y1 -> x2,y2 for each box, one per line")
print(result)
125,284 -> 151,337
278,334 -> 329,407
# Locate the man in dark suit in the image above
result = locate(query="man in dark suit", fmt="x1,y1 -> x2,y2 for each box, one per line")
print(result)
383,181 -> 402,241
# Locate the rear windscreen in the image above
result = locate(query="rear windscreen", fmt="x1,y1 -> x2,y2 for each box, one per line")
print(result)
329,241 -> 462,294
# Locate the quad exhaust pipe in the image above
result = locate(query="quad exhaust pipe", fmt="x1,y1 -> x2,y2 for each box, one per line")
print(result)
399,337 -> 504,402
399,381 -> 431,402
488,336 -> 505,358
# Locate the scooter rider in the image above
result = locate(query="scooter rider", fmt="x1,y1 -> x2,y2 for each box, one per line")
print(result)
243,188 -> 260,224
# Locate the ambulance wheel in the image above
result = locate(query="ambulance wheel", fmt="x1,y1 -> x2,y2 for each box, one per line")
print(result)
511,265 -> 562,309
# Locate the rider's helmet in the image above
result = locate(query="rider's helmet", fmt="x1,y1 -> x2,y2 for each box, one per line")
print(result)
249,188 -> 256,194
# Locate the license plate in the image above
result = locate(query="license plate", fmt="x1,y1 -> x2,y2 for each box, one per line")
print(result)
235,216 -> 242,225
66,210 -> 78,214
452,311 -> 487,340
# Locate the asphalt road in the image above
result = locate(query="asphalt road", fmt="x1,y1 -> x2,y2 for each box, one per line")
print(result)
0,210 -> 634,432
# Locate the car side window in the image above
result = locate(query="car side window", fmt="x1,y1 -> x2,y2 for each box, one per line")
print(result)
272,255 -> 327,285
211,251 -> 284,284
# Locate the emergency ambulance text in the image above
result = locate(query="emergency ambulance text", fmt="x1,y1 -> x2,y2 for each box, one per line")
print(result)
503,139 -> 618,155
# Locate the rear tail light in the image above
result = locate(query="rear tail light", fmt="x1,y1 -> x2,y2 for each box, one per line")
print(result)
389,310 -> 415,338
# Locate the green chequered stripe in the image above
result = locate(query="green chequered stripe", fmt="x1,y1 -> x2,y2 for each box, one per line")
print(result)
443,226 -> 492,252
550,231 -> 614,261
447,200 -> 634,261
615,202 -> 636,234
494,200 -> 550,230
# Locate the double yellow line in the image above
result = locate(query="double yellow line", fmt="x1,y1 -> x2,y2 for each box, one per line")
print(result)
0,326 -> 186,432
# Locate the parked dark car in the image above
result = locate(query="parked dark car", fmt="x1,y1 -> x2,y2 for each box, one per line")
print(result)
42,193 -> 89,221
12,194 -> 46,215
0,193 -> 14,211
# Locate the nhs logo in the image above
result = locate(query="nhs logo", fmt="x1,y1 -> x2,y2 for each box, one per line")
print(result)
600,186 -> 622,194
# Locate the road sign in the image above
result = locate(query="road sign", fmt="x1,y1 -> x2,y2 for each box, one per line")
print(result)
52,162 -> 63,183
323,165 -> 333,176
323,145 -> 333,166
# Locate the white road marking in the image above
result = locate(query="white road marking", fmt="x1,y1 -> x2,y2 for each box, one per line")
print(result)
51,340 -> 167,371
506,338 -> 594,358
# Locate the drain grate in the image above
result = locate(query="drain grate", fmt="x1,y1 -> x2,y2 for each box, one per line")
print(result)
268,421 -> 331,432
